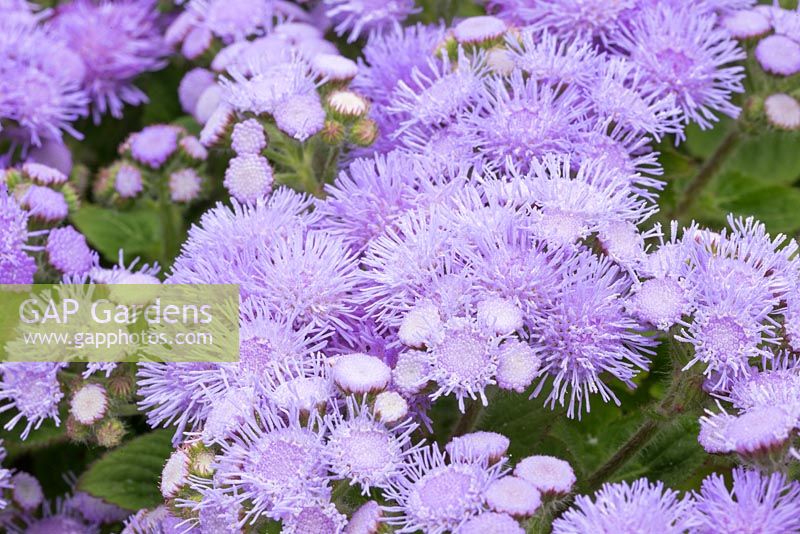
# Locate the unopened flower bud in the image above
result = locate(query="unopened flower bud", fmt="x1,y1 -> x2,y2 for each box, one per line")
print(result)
70,384 -> 108,425
374,391 -> 408,424
328,91 -> 369,119
95,419 -> 126,448
351,119 -> 378,146
332,353 -> 391,394
161,449 -> 190,499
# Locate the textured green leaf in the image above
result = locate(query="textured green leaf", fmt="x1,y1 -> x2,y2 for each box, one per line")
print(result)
77,429 -> 174,510
720,130 -> 800,186
683,118 -> 734,160
711,171 -> 764,202
477,390 -> 567,462
70,205 -> 162,264
0,409 -> 67,459
614,414 -> 708,490
719,185 -> 800,235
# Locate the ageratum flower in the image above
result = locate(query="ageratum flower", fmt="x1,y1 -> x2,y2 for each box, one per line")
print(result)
179,68 -> 217,117
388,49 -> 488,136
324,0 -> 419,43
281,502 -> 348,534
0,184 -> 43,284
383,444 -> 506,534
553,479 -> 695,534
353,23 -> 445,109
169,168 -> 203,203
505,30 -> 602,87
129,125 -> 180,169
610,3 -> 745,135
358,206 -> 464,329
459,70 -> 589,171
755,35 -> 800,76
113,163 -> 143,199
514,455 -> 576,495
50,0 -> 167,122
223,154 -> 274,204
179,0 -> 305,46
517,0 -> 637,43
0,363 -> 66,439
532,252 -> 657,418
176,484 -> 242,534
0,20 -> 87,148
460,512 -> 524,534
692,469 -> 800,533
316,151 -> 439,252
260,353 -> 334,414
322,397 -> 420,494
587,57 -> 682,139
446,432 -> 510,464
136,362 -> 223,442
65,491 -> 127,525
765,93 -> 800,131
45,225 -> 95,276
214,408 -> 328,526
423,316 -> 504,411
508,155 -> 656,247
485,475 -> 542,517
168,188 -> 320,291
220,59 -> 317,118
231,119 -> 267,156
20,185 -> 69,222
346,501 -> 382,534
700,404 -> 796,456
236,229 -> 360,341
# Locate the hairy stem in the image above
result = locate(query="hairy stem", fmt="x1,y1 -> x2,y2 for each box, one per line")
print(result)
159,191 -> 178,267
671,128 -> 741,220
582,419 -> 661,493
450,400 -> 484,439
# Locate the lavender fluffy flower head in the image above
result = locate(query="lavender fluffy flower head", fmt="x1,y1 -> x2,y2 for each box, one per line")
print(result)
553,478 -> 695,533
45,225 -> 96,276
128,125 -> 181,169
49,0 -> 167,122
0,362 -> 66,439
382,443 -> 506,533
610,3 -> 746,135
325,0 -> 419,43
214,407 -> 328,525
691,468 -> 800,533
1,184 -> 42,284
0,20 -> 88,148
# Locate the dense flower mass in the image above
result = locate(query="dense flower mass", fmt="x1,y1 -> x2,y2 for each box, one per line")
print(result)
0,0 -> 799,532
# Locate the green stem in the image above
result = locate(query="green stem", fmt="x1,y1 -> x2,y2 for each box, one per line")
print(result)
159,195 -> 178,267
582,419 -> 661,493
671,128 -> 741,220
450,400 -> 484,439
581,342 -> 702,493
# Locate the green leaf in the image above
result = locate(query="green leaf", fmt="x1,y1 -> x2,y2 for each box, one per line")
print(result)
0,410 -> 67,459
683,118 -> 734,160
614,414 -> 708,490
70,205 -> 162,264
711,171 -> 765,202
720,130 -> 800,186
77,429 -> 174,511
477,390 -> 568,462
549,404 -> 645,480
719,185 -> 800,235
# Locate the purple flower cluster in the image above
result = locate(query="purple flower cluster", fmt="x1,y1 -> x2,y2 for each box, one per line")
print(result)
555,468 -> 800,533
